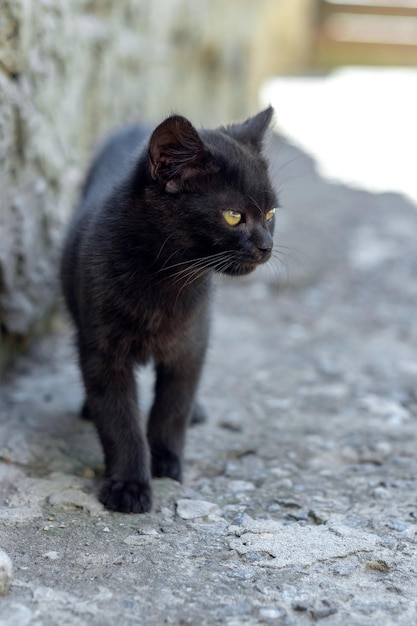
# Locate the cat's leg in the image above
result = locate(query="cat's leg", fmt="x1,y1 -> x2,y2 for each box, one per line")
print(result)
147,345 -> 207,481
79,345 -> 152,513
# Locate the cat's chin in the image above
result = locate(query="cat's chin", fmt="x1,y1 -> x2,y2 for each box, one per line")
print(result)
221,262 -> 258,276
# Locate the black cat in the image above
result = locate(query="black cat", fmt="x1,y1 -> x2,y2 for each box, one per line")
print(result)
60,108 -> 277,513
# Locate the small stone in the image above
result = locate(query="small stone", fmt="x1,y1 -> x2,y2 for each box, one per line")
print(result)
286,509 -> 309,522
365,560 -> 390,572
219,415 -> 243,432
309,606 -> 338,620
49,488 -> 105,515
0,549 -> 13,595
43,551 -> 59,560
176,499 -> 220,520
308,509 -> 329,525
259,607 -> 286,620
228,480 -> 255,493
371,487 -> 391,500
277,478 -> 293,490
138,527 -> 159,536
102,527 -> 110,533
268,504 -> 281,512
269,467 -> 292,478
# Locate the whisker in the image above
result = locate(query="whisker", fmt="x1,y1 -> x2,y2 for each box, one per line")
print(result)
164,252 -> 233,285
272,246 -> 307,273
156,250 -> 235,275
160,251 -> 235,302
172,265 -> 213,312
150,233 -> 176,268
266,255 -> 289,285
247,194 -> 264,217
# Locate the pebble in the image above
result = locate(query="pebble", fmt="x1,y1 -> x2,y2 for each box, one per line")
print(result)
259,606 -> 286,620
310,606 -> 338,620
365,560 -> 390,572
43,551 -> 59,560
176,499 -> 220,520
371,486 -> 391,500
0,549 -> 13,595
48,488 -> 105,516
228,480 -> 255,493
359,395 -> 409,425
219,415 -> 243,432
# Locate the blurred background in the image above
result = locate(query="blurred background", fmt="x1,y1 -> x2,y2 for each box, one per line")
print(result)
1,0 -> 416,370
262,0 -> 417,201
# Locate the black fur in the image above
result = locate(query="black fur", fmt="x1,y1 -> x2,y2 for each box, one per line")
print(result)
60,108 -> 277,513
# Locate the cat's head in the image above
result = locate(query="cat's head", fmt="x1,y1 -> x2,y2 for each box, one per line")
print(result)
146,108 -> 277,276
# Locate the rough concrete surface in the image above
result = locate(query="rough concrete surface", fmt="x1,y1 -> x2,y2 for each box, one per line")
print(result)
1,136 -> 417,624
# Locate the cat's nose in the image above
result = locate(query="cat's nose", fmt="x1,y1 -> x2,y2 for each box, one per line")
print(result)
257,244 -> 273,258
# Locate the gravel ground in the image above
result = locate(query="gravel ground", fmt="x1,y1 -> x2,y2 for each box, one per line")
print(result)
1,135 -> 417,625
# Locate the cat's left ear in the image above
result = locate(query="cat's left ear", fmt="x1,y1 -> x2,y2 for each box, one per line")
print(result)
226,106 -> 274,150
149,115 -> 213,192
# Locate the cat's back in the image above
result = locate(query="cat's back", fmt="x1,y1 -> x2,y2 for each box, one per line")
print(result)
61,123 -> 150,320
81,123 -> 151,209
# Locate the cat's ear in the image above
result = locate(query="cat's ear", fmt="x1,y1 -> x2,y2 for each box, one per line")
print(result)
226,106 -> 274,150
149,115 -> 212,192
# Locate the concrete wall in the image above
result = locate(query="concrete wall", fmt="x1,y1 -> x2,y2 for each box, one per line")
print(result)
0,0 -> 314,368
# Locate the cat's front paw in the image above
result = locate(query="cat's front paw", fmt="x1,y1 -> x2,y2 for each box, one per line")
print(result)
151,446 -> 182,482
99,479 -> 152,513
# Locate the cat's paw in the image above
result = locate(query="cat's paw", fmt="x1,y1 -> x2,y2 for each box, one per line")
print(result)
151,447 -> 182,482
189,402 -> 207,426
99,479 -> 152,513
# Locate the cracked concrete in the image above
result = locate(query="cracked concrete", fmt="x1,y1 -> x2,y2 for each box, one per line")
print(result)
1,135 -> 417,624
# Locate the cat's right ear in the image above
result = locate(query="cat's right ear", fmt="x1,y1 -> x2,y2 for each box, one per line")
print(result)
149,116 -> 213,192
226,106 -> 274,150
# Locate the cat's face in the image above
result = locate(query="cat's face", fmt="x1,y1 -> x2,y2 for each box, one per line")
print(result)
147,109 -> 277,276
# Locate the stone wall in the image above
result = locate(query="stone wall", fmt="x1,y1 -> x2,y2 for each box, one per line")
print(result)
0,0 -> 314,369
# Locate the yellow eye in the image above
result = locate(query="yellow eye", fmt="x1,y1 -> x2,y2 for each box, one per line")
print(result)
266,208 -> 276,222
223,210 -> 242,226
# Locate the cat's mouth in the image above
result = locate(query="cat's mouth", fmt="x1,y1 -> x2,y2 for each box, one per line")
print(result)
225,263 -> 257,276
221,259 -> 262,276
218,249 -> 272,276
